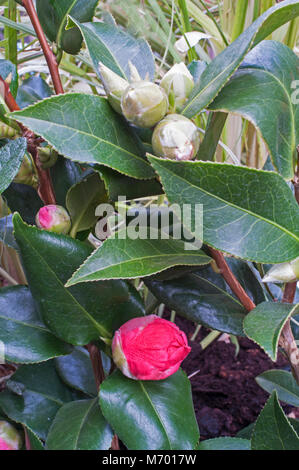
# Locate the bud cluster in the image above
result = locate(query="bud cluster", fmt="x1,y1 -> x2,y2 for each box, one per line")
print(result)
99,61 -> 200,161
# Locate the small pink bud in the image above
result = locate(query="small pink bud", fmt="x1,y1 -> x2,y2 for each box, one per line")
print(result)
36,205 -> 71,235
0,421 -> 22,450
112,315 -> 191,381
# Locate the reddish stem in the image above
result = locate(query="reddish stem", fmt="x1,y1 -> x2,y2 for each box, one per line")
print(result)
86,343 -> 105,392
209,248 -> 256,312
22,0 -> 64,95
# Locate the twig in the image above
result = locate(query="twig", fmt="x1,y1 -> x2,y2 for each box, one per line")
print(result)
86,343 -> 105,391
209,247 -> 256,312
22,0 -> 64,95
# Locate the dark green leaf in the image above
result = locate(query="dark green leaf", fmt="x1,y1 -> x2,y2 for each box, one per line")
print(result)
182,0 -> 299,117
36,0 -> 98,55
13,213 -> 145,345
16,76 -> 53,109
251,391 -> 299,450
50,156 -> 83,207
46,398 -> 113,450
72,19 -> 155,81
66,172 -> 107,237
66,229 -> 211,285
145,266 -> 247,336
0,138 -> 27,193
198,437 -> 251,450
256,369 -> 299,407
0,361 -> 73,440
209,41 -> 299,179
55,347 -> 98,397
243,302 -> 299,360
0,285 -> 72,364
25,427 -> 44,450
99,369 -> 199,450
148,156 -> 299,264
97,166 -> 162,202
9,94 -> 154,180
3,183 -> 43,225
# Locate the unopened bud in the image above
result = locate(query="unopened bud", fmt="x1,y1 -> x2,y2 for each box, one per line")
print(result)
14,153 -> 38,189
0,421 -> 22,450
128,61 -> 142,82
152,114 -> 200,160
160,63 -> 194,111
121,81 -> 168,128
262,257 -> 299,283
36,205 -> 71,235
99,62 -> 129,114
38,146 -> 58,169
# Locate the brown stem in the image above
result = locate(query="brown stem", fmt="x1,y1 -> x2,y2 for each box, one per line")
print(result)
23,426 -> 32,450
22,0 -> 64,95
86,343 -> 105,392
86,343 -> 120,450
209,248 -> 256,312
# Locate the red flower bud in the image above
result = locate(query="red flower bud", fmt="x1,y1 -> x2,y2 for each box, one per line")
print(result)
36,205 -> 71,235
0,421 -> 22,450
112,315 -> 191,380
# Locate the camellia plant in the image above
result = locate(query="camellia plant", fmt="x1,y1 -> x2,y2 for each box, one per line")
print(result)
0,0 -> 299,452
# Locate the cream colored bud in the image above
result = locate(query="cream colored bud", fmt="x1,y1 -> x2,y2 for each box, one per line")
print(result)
160,63 -> 194,111
262,257 -> 299,283
99,62 -> 129,114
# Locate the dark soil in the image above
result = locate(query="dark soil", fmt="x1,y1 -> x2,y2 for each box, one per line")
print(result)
176,314 -> 295,440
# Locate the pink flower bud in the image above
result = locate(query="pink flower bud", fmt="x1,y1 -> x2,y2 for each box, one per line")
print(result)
0,421 -> 22,450
36,205 -> 71,235
112,315 -> 191,380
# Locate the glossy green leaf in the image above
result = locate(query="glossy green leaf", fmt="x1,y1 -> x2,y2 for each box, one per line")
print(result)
0,138 -> 27,193
196,112 -> 227,161
99,369 -> 199,450
256,369 -> 299,407
55,347 -> 97,397
66,229 -> 211,285
0,285 -> 71,364
251,391 -> 299,450
9,94 -> 154,180
50,156 -> 83,207
46,399 -> 113,450
146,266 -> 247,336
13,213 -> 145,345
198,437 -> 251,450
66,172 -> 107,237
25,427 -> 44,450
182,0 -> 299,117
0,362 -> 73,440
148,156 -> 299,264
36,0 -> 98,55
72,19 -> 155,81
243,302 -> 299,360
209,41 -> 299,179
16,76 -> 53,109
97,166 -> 162,202
3,183 -> 43,225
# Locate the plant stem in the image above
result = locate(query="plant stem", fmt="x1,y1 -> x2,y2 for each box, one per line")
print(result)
231,0 -> 248,42
209,247 -> 256,312
86,343 -> 105,392
4,0 -> 18,65
200,330 -> 221,350
22,0 -> 64,95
